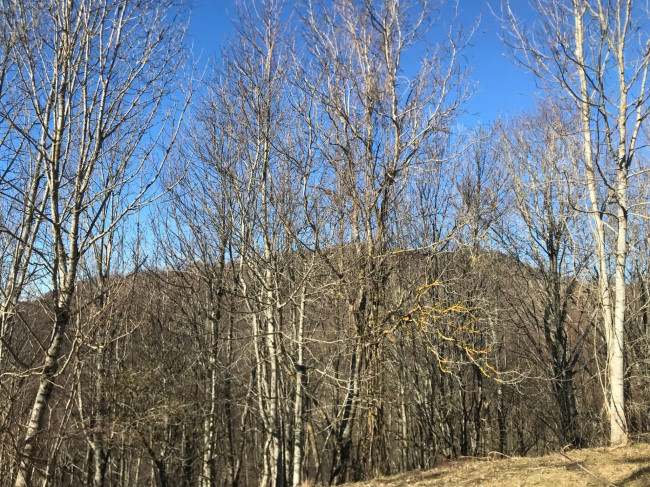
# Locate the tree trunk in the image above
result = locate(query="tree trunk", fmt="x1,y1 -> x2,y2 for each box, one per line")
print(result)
292,288 -> 306,487
15,304 -> 70,487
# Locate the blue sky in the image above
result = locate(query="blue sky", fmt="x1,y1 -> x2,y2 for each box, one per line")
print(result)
186,1 -> 541,125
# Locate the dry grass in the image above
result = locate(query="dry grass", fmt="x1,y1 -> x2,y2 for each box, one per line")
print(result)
346,443 -> 650,487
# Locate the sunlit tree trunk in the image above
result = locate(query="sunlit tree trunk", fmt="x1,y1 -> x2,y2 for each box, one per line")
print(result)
506,0 -> 650,446
8,0 -> 188,483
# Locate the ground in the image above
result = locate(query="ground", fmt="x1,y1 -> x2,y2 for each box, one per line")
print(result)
346,443 -> 650,486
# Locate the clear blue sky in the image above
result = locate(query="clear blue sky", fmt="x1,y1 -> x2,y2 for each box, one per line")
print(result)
187,1 -> 541,124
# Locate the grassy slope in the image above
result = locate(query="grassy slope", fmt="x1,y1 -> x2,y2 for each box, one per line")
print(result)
346,443 -> 650,486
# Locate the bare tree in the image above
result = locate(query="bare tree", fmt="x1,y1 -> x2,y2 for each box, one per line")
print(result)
0,1 -> 46,368
157,104 -> 240,486
0,1 -> 190,484
194,1 -> 312,485
498,104 -> 595,447
505,0 -> 650,445
302,0 -> 474,480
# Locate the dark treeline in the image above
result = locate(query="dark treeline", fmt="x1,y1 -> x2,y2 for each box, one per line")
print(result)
1,0 -> 650,486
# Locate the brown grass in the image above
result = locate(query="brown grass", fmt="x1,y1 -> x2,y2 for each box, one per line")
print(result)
346,443 -> 650,486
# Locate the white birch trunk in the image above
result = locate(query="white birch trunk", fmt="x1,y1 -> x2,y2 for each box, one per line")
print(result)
572,1 -> 627,445
292,287 -> 306,487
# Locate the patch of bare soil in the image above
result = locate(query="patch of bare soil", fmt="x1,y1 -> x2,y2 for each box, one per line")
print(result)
346,443 -> 650,487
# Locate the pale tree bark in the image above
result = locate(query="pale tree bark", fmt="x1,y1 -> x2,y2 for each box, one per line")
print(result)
202,1 -> 296,484
572,4 -> 622,445
498,105 -> 593,447
170,112 -> 240,487
201,281 -> 222,487
303,0 -> 473,479
179,3 -> 314,483
0,1 -> 47,373
505,0 -> 650,446
75,193 -> 138,487
291,286 -> 306,487
5,1 -> 189,484
0,152 -> 47,367
0,118 -> 48,478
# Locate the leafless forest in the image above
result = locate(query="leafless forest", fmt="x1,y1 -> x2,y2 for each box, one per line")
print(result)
1,0 -> 650,486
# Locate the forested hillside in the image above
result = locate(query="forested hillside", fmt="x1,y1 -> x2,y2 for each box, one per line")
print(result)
1,1 -> 650,486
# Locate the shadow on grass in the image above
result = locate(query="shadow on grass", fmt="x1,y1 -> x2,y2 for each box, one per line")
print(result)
619,455 -> 650,464
617,465 -> 650,486
368,470 -> 444,485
